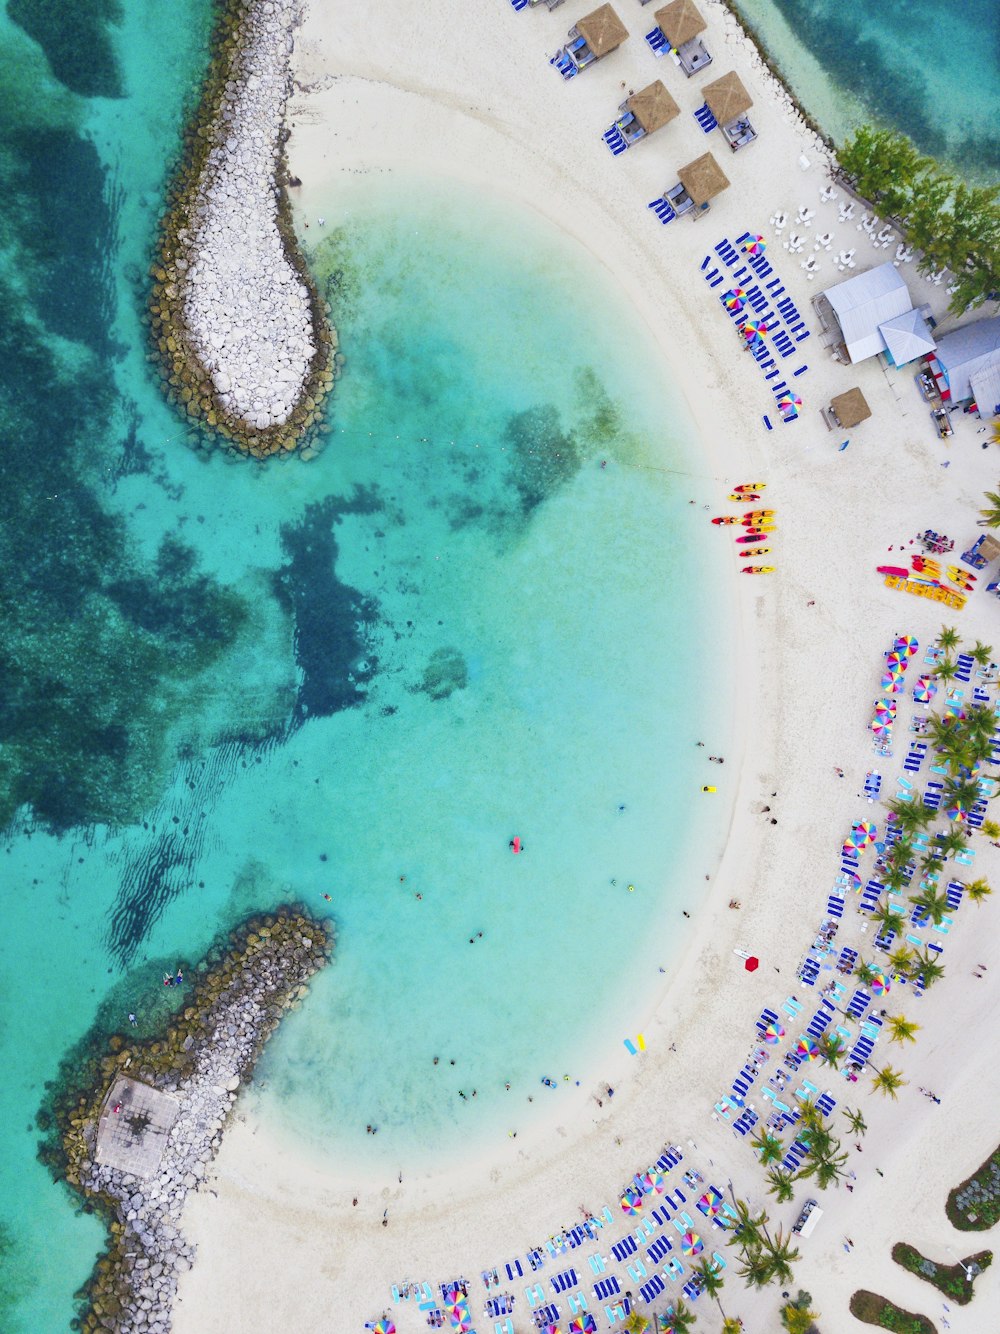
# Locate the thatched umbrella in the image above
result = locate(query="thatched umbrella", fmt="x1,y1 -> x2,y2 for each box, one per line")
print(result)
576,4 -> 629,59
703,71 -> 753,125
654,0 -> 706,48
626,81 -> 680,135
830,387 -> 872,428
980,534 -> 1000,561
678,152 -> 730,207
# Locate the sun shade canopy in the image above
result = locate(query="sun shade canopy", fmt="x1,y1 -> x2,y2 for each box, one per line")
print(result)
626,80 -> 680,133
577,4 -> 629,58
678,152 -> 730,207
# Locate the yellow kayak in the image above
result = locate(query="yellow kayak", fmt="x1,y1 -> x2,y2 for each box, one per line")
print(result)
741,566 -> 775,574
734,482 -> 767,493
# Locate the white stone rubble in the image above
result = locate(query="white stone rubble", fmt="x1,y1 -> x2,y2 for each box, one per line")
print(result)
182,0 -> 314,430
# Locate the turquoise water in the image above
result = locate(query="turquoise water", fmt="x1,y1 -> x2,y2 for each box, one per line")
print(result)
734,0 -> 1000,181
0,3 -> 736,1329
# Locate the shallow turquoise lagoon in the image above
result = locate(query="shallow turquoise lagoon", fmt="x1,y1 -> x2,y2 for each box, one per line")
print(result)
735,0 -> 1000,181
1,4 -> 737,1329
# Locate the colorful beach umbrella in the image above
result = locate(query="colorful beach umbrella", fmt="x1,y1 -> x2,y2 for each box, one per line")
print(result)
620,1189 -> 643,1213
845,820 -> 877,851
642,1170 -> 665,1193
777,393 -> 803,410
880,670 -> 905,694
372,1323 -> 396,1334
913,675 -> 937,704
869,971 -> 890,995
946,802 -> 968,823
796,1037 -> 820,1061
569,1318 -> 597,1334
681,1231 -> 704,1256
741,319 -> 767,340
722,288 -> 746,311
742,235 -> 766,254
762,1021 -> 785,1044
893,634 -> 919,656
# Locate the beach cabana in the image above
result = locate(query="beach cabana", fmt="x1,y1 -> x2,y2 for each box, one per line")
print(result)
616,80 -> 680,145
878,308 -> 936,368
567,5 -> 629,70
665,152 -> 730,218
829,388 -> 872,429
654,0 -> 712,76
702,71 -> 756,150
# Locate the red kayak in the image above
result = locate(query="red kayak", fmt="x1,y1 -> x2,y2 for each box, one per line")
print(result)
734,482 -> 767,494
737,533 -> 769,544
877,565 -> 909,578
712,516 -> 740,525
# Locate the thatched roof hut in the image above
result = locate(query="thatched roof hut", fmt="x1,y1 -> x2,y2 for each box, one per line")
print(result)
577,5 -> 629,58
654,0 -> 705,47
703,71 -> 753,125
830,387 -> 872,428
626,81 -> 680,135
678,152 -> 730,207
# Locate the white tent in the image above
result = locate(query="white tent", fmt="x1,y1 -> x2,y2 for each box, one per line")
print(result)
820,263 -> 912,363
934,316 -> 1000,406
878,308 -> 936,367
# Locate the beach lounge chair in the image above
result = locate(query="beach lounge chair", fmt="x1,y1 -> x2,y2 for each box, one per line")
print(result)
551,1268 -> 578,1293
495,1321 -> 515,1334
644,26 -> 668,56
594,1276 -> 620,1301
955,654 -> 974,682
611,1235 -> 637,1263
647,1234 -> 673,1264
626,1260 -> 648,1282
525,1283 -> 546,1307
588,1252 -> 607,1275
639,1273 -> 666,1304
567,1291 -> 588,1314
846,988 -> 871,1018
694,102 -> 718,133
647,196 -> 677,224
665,1257 -> 685,1281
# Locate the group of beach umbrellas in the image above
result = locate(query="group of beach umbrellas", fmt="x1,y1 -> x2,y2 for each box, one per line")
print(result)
881,635 -> 919,693
621,1168 -> 670,1212
870,696 -> 897,743
843,819 -> 877,857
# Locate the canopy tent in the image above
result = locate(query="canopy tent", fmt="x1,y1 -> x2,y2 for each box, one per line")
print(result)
878,308 -> 936,367
654,0 -> 706,48
934,316 -> 1000,408
820,262 -> 913,364
576,4 -> 629,58
678,152 -> 730,207
626,80 -> 680,134
702,71 -> 752,125
970,354 -> 1000,418
830,387 -> 872,428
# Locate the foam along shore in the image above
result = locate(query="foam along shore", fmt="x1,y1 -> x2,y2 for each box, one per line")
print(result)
151,0 -> 335,458
171,1 -> 1000,1331
46,910 -> 333,1334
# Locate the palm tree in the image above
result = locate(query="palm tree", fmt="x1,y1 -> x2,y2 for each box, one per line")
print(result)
971,640 -> 994,666
978,492 -> 1000,528
887,837 -> 915,869
854,958 -> 883,987
908,887 -> 950,925
664,1299 -> 696,1333
842,1105 -> 867,1136
886,1013 -> 921,1044
965,877 -> 993,904
765,1167 -> 796,1203
872,1065 -> 907,1099
935,828 -> 968,860
811,1152 -> 849,1191
721,1319 -> 743,1334
816,1033 -> 845,1070
887,944 -> 915,977
935,657 -> 959,683
727,1196 -> 767,1252
781,1299 -> 821,1334
691,1256 -> 725,1308
752,1132 -> 784,1166
943,777 -> 983,812
872,897 -> 905,937
937,626 -> 961,651
885,798 -> 934,835
761,1227 -> 800,1287
913,950 -> 946,990
735,1249 -> 773,1289
623,1312 -> 650,1334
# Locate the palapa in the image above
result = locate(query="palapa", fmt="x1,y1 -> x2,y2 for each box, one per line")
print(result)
654,0 -> 706,49
678,152 -> 730,207
626,80 -> 680,135
702,71 -> 752,125
980,535 -> 1000,561
830,387 -> 872,428
576,4 -> 629,59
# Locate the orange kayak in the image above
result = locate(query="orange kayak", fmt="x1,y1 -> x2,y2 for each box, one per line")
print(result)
742,566 -> 775,574
734,482 -> 767,493
712,516 -> 740,525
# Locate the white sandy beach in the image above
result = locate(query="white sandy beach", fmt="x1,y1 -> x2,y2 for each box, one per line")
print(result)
174,2 -> 1000,1330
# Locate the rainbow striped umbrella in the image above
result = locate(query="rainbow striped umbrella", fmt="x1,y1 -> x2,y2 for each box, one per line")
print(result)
372,1323 -> 396,1334
844,820 -> 877,851
681,1231 -> 704,1256
742,235 -> 766,254
777,393 -> 803,411
569,1319 -> 597,1334
946,802 -> 968,823
722,288 -> 746,310
621,1189 -> 643,1213
796,1037 -> 820,1061
880,670 -> 905,694
869,971 -> 890,995
913,675 -> 937,703
741,318 -> 768,340
762,1021 -> 785,1043
893,634 -> 919,656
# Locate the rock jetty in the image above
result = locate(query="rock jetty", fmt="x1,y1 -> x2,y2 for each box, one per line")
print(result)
150,0 -> 336,459
48,908 -> 334,1333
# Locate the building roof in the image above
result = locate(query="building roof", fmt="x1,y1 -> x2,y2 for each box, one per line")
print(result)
830,387 -> 872,428
703,71 -> 752,125
655,0 -> 706,48
935,316 -> 1000,404
878,308 -> 936,367
980,534 -> 1000,562
970,354 -> 1000,418
821,262 -> 913,363
577,4 -> 629,58
678,152 -> 730,207
627,80 -> 680,134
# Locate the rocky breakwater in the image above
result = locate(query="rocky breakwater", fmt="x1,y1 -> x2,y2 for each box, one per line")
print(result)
46,907 -> 334,1333
151,0 -> 337,459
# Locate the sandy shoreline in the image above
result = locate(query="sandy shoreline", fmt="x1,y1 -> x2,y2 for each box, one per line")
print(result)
174,2 -> 1000,1330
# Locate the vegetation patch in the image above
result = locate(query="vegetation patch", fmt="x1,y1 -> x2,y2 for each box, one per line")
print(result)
947,1142 -> 1000,1230
849,1290 -> 935,1332
892,1243 -> 990,1305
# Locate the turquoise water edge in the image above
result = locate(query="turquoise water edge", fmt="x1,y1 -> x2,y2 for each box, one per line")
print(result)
1,3 -> 738,1329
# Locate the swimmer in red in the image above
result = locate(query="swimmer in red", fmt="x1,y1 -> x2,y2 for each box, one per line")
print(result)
322,893 -> 332,901
509,837 -> 523,854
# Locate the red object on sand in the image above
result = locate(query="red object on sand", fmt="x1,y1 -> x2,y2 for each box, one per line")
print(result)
877,566 -> 909,578
511,837 -> 522,854
744,956 -> 760,972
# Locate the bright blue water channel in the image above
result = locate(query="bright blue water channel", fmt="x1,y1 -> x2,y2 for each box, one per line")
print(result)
734,0 -> 1000,181
0,3 -> 735,1328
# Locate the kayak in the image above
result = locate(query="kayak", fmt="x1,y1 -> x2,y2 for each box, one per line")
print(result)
712,516 -> 740,525
746,547 -> 772,555
947,565 -> 976,584
737,534 -> 769,544
743,509 -> 775,519
742,566 -> 775,574
728,492 -> 761,502
877,565 -> 909,578
742,519 -> 777,530
733,482 -> 767,493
